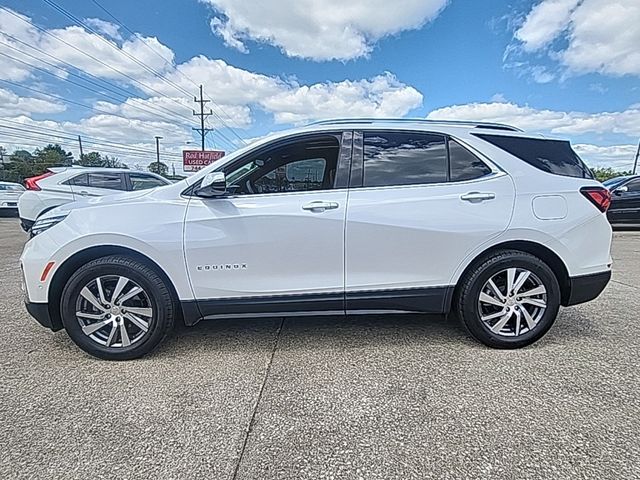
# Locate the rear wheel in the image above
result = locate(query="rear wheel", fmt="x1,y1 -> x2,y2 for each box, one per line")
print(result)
60,255 -> 175,360
456,250 -> 561,349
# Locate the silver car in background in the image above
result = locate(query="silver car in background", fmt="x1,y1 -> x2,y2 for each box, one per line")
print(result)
0,181 -> 25,213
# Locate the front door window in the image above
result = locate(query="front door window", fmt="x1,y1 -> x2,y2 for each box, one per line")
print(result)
224,135 -> 340,195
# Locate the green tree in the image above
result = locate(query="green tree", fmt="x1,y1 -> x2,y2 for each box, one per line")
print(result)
148,161 -> 168,177
1,149 -> 35,183
591,167 -> 633,182
33,144 -> 73,167
0,145 -> 74,183
76,152 -> 127,168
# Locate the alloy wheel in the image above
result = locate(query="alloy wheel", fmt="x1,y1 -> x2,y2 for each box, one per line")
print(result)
75,275 -> 153,348
478,267 -> 547,337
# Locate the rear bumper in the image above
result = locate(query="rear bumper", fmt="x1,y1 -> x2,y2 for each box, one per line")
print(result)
565,271 -> 611,306
24,301 -> 62,331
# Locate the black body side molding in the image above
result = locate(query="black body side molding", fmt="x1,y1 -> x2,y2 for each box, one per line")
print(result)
181,286 -> 454,326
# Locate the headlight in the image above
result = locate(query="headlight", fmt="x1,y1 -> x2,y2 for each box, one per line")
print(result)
30,214 -> 68,237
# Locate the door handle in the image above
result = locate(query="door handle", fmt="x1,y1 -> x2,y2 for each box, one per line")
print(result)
77,190 -> 89,196
461,192 -> 495,203
302,201 -> 339,212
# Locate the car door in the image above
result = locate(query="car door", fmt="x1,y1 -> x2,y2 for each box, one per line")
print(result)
183,132 -> 352,318
609,178 -> 640,224
345,130 -> 515,313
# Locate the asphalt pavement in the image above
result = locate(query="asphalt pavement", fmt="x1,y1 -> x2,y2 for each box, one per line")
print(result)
1,216 -> 638,479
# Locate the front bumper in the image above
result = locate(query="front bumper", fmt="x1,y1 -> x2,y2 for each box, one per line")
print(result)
24,301 -> 62,331
565,271 -> 611,306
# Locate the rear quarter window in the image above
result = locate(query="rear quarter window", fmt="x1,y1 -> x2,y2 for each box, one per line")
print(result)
474,134 -> 593,179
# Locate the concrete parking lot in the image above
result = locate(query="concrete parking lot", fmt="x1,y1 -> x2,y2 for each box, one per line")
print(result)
1,216 -> 639,480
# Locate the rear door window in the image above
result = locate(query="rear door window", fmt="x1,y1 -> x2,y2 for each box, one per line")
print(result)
474,134 -> 593,179
362,132 -> 447,187
448,139 -> 492,182
67,174 -> 89,186
87,173 -> 125,190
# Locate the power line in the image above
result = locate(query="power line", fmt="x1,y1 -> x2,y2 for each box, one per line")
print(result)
43,0 -> 192,97
0,129 -> 180,158
0,33 -> 140,100
0,6 -> 195,116
0,78 -> 192,138
0,118 -> 189,154
0,123 -> 184,158
0,48 -> 198,127
1,4 -> 243,151
0,133 -> 175,162
88,0 -> 248,146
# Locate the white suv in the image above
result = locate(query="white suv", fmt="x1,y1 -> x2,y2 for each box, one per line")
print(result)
20,119 -> 613,360
18,167 -> 170,231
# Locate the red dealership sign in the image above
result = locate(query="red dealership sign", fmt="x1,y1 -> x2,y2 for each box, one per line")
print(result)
182,150 -> 225,172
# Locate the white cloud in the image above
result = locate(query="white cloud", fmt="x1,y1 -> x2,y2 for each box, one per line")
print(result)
513,0 -> 640,77
574,144 -> 638,170
201,0 -> 449,61
94,96 -> 251,128
561,0 -> 640,76
0,8 -> 174,84
84,18 -> 122,41
143,59 -> 422,124
0,87 -> 66,116
0,8 -> 423,131
515,0 -> 580,51
210,17 -> 248,53
262,73 -> 423,124
144,56 -> 284,104
427,102 -> 640,137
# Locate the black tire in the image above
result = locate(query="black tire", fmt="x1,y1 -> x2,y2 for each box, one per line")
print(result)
60,255 -> 175,360
456,250 -> 561,349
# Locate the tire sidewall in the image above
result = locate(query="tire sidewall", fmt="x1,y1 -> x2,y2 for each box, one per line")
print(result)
61,259 -> 171,360
461,253 -> 561,348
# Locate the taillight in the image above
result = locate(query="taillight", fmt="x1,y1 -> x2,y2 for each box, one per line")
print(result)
580,186 -> 611,213
24,171 -> 54,191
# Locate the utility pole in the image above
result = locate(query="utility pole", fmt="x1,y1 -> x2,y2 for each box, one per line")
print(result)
633,139 -> 640,175
155,136 -> 162,172
78,135 -> 84,159
193,85 -> 213,151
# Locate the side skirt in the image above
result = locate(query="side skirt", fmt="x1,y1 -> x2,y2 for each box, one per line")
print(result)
180,286 -> 454,326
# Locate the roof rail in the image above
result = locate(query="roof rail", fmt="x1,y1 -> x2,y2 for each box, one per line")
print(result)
307,118 -> 522,132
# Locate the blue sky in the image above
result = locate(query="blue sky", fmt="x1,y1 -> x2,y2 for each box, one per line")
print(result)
0,0 -> 638,172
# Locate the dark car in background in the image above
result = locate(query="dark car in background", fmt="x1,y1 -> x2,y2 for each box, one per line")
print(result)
604,175 -> 640,226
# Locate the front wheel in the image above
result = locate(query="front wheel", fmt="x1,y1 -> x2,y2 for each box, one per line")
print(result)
60,255 -> 175,360
456,250 -> 561,349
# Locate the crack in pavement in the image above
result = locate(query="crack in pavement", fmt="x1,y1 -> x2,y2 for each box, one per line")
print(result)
611,279 -> 639,290
231,317 -> 285,480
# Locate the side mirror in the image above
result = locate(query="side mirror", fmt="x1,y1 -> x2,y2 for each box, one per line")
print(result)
614,185 -> 629,195
195,172 -> 227,198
